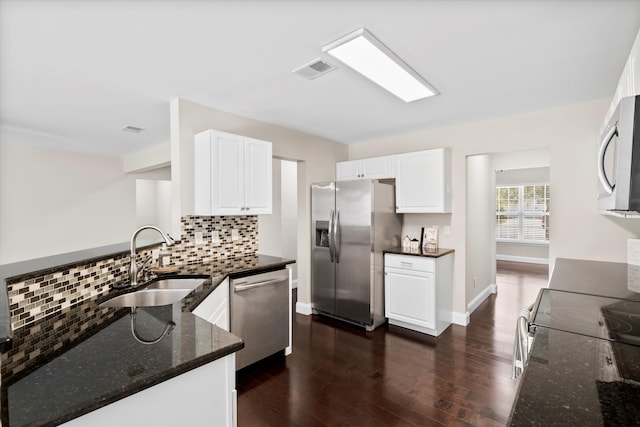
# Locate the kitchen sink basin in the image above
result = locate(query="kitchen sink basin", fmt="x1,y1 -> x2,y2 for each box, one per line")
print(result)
145,277 -> 206,291
100,288 -> 191,308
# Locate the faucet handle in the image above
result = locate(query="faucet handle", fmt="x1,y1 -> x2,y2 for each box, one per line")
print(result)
137,255 -> 153,270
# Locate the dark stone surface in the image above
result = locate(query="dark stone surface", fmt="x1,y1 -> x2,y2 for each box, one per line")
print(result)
509,258 -> 640,426
0,251 -> 294,427
510,327 -> 640,426
383,246 -> 455,258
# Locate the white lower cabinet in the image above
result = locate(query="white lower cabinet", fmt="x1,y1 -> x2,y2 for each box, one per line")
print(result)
384,253 -> 453,336
61,353 -> 237,427
193,278 -> 230,331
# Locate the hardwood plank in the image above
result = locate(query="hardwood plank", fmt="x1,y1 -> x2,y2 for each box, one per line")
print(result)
237,261 -> 547,426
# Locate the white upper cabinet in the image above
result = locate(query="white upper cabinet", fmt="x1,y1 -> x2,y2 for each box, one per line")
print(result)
336,155 -> 394,180
194,129 -> 272,216
394,148 -> 451,213
602,28 -> 640,131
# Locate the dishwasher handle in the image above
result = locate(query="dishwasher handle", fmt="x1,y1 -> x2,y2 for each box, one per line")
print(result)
234,278 -> 285,292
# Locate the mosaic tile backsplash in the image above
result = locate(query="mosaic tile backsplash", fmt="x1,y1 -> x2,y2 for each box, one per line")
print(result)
5,215 -> 258,331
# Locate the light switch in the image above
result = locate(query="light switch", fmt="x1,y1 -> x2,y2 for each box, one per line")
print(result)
443,225 -> 451,235
211,231 -> 220,245
231,229 -> 239,241
194,231 -> 204,245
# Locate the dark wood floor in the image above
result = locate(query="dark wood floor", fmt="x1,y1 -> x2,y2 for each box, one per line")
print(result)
236,261 -> 549,426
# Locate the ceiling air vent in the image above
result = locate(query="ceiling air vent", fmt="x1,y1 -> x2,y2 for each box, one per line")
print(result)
121,125 -> 145,133
292,58 -> 336,80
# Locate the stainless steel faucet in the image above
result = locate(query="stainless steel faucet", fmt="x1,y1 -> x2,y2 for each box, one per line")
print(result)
129,225 -> 175,287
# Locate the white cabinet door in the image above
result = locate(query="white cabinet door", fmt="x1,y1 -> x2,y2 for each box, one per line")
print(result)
193,278 -> 229,331
212,132 -> 245,215
244,137 -> 272,214
361,156 -> 394,179
336,160 -> 362,180
194,130 -> 272,216
395,148 -> 451,213
336,156 -> 394,181
385,268 -> 435,329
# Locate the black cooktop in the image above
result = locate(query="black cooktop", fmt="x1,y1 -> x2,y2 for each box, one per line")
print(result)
531,289 -> 640,347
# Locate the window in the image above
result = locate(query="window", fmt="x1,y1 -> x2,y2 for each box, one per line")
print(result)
496,184 -> 549,243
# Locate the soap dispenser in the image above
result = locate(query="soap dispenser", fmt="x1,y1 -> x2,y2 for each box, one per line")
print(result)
159,243 -> 171,267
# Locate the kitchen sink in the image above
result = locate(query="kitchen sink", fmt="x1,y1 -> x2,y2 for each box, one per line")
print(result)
145,277 -> 206,291
100,288 -> 191,308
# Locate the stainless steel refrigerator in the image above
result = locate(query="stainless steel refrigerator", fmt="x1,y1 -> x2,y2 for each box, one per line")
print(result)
311,180 -> 401,331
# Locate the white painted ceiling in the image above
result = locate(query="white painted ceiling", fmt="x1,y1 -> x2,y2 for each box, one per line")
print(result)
1,0 -> 639,157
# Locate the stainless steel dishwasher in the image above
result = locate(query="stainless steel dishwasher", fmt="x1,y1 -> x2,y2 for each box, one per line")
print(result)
230,268 -> 289,370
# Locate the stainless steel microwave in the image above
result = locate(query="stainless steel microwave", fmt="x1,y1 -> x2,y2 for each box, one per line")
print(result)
597,95 -> 640,216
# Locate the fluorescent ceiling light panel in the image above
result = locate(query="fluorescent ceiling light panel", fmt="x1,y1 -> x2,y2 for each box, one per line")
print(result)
323,28 -> 438,102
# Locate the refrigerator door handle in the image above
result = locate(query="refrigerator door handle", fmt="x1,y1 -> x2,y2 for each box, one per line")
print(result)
334,208 -> 341,263
328,208 -> 335,262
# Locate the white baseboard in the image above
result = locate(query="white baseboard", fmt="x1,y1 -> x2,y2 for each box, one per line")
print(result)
452,311 -> 470,326
496,255 -> 549,265
296,302 -> 312,316
452,283 -> 498,326
468,283 -> 497,314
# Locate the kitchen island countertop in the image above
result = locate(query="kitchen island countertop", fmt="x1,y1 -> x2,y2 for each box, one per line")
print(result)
0,253 -> 294,427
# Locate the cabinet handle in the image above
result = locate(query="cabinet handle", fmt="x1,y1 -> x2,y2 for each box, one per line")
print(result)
400,261 -> 413,267
246,207 -> 250,211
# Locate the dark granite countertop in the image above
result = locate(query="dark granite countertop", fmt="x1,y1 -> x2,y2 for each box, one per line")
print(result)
383,246 -> 455,258
0,252 -> 294,427
510,327 -> 640,426
509,258 -> 640,426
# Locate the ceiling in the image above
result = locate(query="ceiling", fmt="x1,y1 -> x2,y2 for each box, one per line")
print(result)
1,0 -> 639,157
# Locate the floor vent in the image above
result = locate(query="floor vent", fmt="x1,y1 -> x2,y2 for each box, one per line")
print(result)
292,59 -> 336,80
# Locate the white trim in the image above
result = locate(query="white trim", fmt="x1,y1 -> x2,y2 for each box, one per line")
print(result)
468,284 -> 497,314
496,239 -> 549,246
452,311 -> 469,326
295,302 -> 313,316
496,255 -> 549,265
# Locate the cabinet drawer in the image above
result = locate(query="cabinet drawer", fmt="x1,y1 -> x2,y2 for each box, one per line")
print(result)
384,254 -> 434,272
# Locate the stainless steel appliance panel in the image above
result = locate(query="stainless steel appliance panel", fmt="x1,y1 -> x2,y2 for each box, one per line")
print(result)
335,180 -> 373,324
230,269 -> 289,370
311,179 -> 401,330
311,182 -> 336,314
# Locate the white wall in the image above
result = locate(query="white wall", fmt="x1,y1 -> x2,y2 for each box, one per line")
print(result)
258,160 -> 282,256
258,159 -> 298,282
0,144 -> 139,263
466,154 -> 496,307
349,98 -> 640,315
280,160 -> 298,281
136,177 -> 172,232
170,98 -> 347,306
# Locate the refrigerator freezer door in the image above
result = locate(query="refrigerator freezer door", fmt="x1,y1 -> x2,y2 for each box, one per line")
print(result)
335,180 -> 373,325
311,182 -> 336,314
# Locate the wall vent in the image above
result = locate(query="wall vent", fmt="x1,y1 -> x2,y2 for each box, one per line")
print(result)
292,58 -> 336,80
